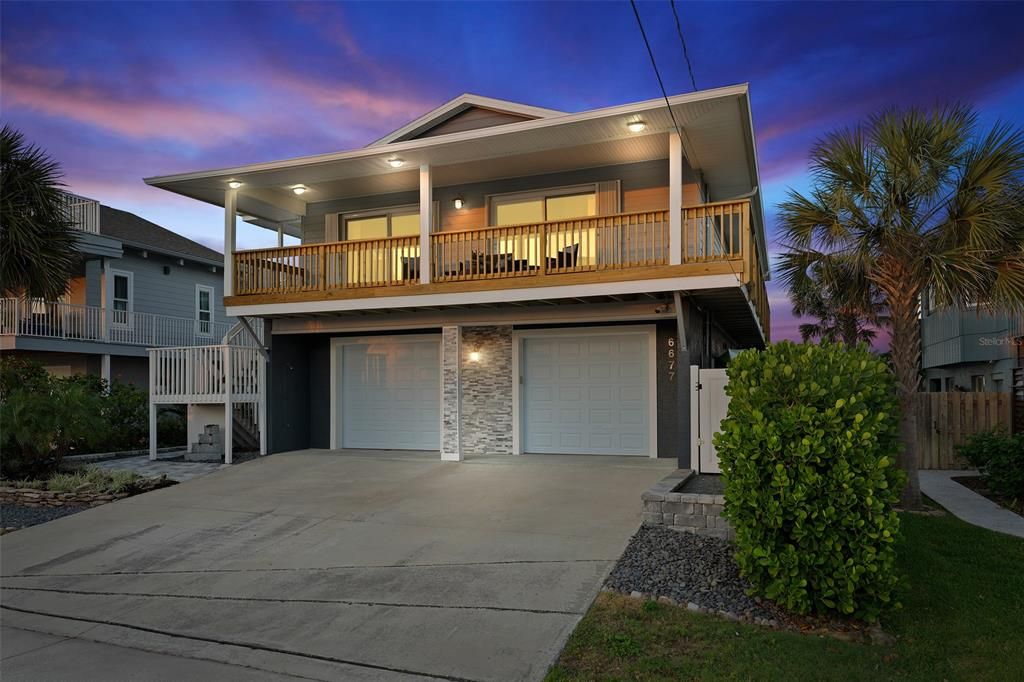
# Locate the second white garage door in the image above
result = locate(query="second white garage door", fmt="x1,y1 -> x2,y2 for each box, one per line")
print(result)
338,338 -> 440,450
522,332 -> 652,456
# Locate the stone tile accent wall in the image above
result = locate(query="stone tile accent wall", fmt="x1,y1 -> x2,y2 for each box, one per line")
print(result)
441,326 -> 461,460
460,326 -> 514,456
641,470 -> 735,541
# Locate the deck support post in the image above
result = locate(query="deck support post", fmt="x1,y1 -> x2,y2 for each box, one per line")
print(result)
148,353 -> 157,461
223,345 -> 233,465
100,354 -> 111,383
419,164 -> 432,285
669,132 -> 683,265
277,224 -> 284,248
224,188 -> 237,297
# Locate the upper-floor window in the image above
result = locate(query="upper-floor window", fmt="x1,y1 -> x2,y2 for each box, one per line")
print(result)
196,284 -> 214,336
489,185 -> 597,226
343,206 -> 419,240
110,270 -> 132,327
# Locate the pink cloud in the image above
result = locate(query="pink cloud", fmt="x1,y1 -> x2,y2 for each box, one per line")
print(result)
2,62 -> 248,145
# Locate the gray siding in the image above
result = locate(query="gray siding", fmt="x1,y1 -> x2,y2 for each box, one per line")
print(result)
300,159 -> 699,244
922,307 -> 1018,368
110,249 -> 230,326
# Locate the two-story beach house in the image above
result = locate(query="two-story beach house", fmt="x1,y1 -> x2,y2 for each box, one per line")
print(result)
144,85 -> 769,468
1,193 -> 232,386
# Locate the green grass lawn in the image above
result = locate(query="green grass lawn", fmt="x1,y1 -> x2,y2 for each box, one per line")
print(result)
547,513 -> 1024,681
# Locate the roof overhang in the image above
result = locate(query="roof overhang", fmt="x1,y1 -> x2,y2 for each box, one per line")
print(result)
144,83 -> 767,273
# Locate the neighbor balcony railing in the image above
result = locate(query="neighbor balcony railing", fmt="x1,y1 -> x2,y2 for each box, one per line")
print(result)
61,192 -> 101,234
0,298 -> 233,348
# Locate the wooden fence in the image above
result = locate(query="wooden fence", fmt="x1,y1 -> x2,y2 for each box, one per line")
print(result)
914,392 -> 1012,469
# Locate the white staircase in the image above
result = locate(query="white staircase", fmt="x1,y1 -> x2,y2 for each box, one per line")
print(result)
148,318 -> 266,463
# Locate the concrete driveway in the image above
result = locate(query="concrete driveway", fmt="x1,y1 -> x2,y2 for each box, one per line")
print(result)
1,450 -> 673,681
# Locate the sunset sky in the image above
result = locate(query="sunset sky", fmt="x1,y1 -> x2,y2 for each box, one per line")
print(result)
2,1 -> 1022,342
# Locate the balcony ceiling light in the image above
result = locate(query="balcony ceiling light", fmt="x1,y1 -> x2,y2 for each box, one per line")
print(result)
627,119 -> 647,133
292,185 -> 308,195
228,180 -> 243,189
387,157 -> 405,168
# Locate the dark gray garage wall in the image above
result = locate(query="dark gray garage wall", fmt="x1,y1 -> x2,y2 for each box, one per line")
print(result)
268,331 -> 311,454
308,340 -> 331,449
656,320 -> 684,461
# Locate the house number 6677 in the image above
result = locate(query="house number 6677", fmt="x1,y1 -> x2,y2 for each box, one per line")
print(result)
667,336 -> 675,382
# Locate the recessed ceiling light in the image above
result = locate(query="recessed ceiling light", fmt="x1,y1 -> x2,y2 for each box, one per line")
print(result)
387,157 -> 405,168
627,120 -> 647,133
228,180 -> 243,189
292,185 -> 307,195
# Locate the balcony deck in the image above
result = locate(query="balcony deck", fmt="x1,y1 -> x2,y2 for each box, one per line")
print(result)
0,298 -> 233,349
228,200 -> 770,335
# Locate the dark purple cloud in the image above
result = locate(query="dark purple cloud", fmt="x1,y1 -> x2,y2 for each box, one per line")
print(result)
1,1 -> 1021,344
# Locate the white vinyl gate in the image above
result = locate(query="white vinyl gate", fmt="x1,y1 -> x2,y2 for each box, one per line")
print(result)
691,366 -> 729,474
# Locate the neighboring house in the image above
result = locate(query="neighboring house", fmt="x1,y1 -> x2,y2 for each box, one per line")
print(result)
145,86 -> 769,468
921,301 -> 1024,393
0,193 -> 232,388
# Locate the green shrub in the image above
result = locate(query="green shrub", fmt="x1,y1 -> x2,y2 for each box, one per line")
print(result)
957,429 -> 1024,500
1,381 -> 108,478
157,407 -> 187,448
0,356 -> 51,400
714,341 -> 904,622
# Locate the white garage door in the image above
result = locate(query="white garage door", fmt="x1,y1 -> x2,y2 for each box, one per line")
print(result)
522,332 -> 651,456
339,339 -> 440,450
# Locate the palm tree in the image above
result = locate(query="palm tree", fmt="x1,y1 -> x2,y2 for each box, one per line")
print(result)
777,105 -> 1024,509
789,257 -> 883,347
0,125 -> 81,299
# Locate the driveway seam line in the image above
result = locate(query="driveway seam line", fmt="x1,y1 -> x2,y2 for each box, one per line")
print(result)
0,604 -> 482,682
2,586 -> 584,616
2,558 -> 613,579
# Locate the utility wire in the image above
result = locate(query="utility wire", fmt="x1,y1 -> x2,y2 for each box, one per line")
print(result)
629,0 -> 685,143
630,0 -> 742,287
670,0 -> 698,92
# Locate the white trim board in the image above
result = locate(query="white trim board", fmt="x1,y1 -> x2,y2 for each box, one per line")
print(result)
511,325 -> 658,458
227,274 -> 743,317
329,333 -> 442,452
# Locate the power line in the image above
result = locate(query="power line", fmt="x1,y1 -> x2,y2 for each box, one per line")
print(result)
670,0 -> 698,91
629,0 -> 685,142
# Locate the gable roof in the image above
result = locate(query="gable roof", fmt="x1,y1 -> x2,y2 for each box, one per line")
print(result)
368,93 -> 565,146
99,205 -> 223,265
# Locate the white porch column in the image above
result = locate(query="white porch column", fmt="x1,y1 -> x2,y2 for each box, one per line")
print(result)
148,356 -> 157,460
223,345 -> 233,465
419,164 -> 432,284
277,224 -> 284,248
669,132 -> 683,265
100,354 -> 111,383
224,188 -> 237,296
441,325 -> 462,461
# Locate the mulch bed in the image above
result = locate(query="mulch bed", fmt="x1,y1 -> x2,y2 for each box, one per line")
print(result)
952,476 -> 1023,516
605,525 -> 892,644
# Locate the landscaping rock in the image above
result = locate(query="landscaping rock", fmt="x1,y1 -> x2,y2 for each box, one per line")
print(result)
0,503 -> 88,530
605,524 -> 778,623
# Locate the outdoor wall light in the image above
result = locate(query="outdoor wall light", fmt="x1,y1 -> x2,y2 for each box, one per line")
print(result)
627,119 -> 647,133
292,185 -> 308,195
228,180 -> 243,189
453,196 -> 465,210
387,157 -> 405,168
468,350 -> 482,363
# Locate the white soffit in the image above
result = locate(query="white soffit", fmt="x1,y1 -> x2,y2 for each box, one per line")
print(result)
145,84 -> 756,209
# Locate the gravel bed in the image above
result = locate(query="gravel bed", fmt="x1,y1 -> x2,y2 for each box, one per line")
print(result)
678,474 -> 725,495
1,503 -> 89,531
605,525 -> 779,624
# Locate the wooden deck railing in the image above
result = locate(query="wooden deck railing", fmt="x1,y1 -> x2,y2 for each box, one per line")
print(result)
430,210 -> 671,281
231,201 -> 768,333
234,235 -> 420,294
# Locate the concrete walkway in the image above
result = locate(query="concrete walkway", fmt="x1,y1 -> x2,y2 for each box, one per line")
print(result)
92,455 -> 226,482
919,470 -> 1024,539
1,449 -> 673,681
